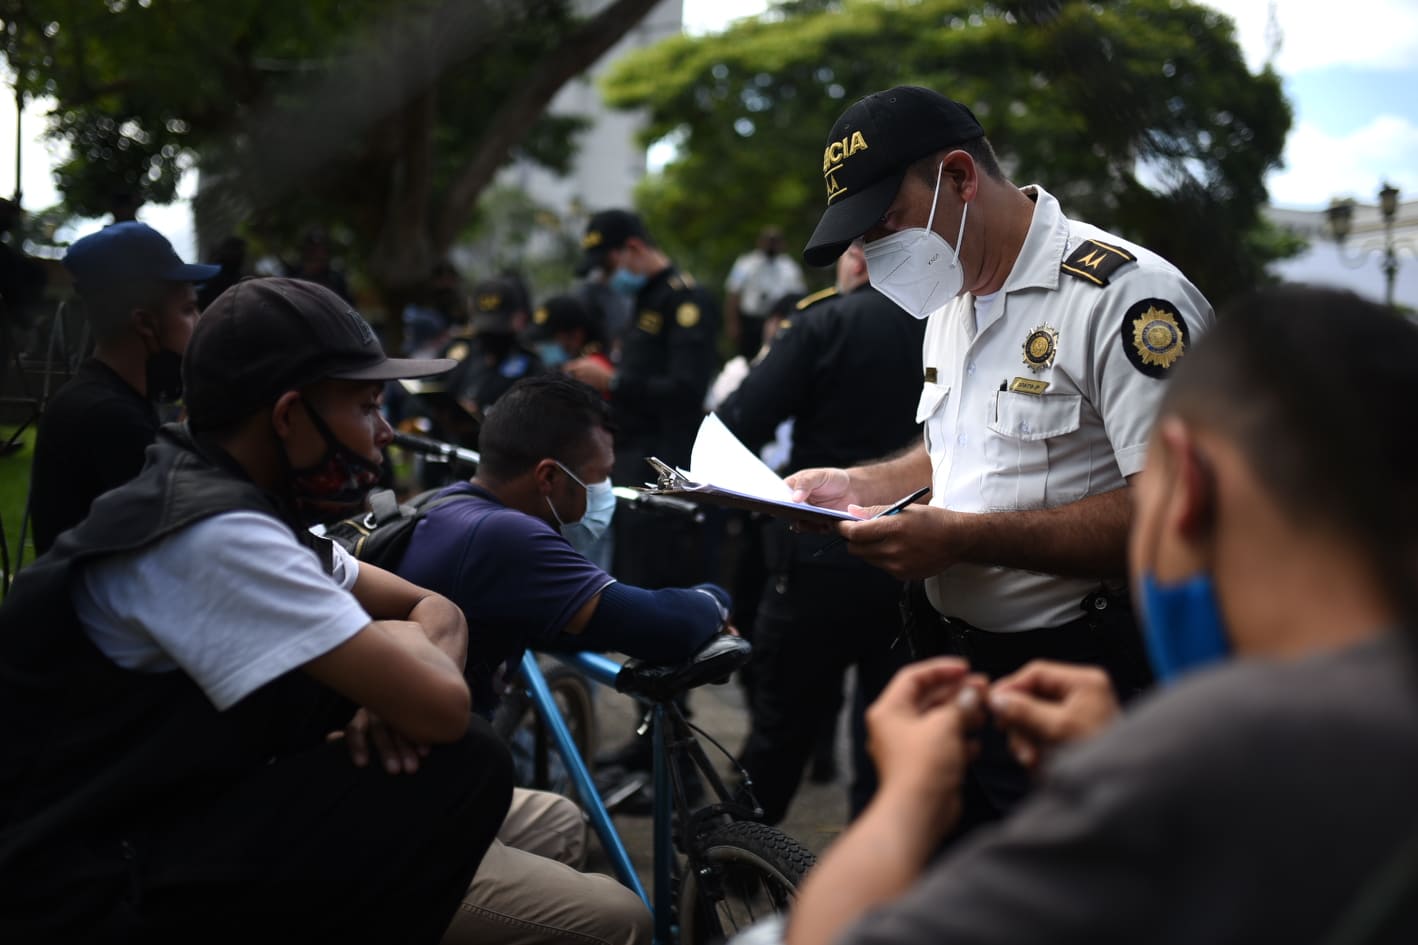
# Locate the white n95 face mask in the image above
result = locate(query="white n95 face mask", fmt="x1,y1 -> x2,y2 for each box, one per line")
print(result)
864,162 -> 969,319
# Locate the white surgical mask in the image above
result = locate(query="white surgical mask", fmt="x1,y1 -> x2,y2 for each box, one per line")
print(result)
864,162 -> 969,319
546,460 -> 617,553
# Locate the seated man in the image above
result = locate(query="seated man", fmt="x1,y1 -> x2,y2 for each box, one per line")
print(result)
0,278 -> 512,942
398,373 -> 732,945
788,285 -> 1418,945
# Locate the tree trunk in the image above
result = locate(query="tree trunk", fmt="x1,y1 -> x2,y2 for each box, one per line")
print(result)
433,0 -> 663,249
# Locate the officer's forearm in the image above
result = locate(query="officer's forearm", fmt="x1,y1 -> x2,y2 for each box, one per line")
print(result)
848,442 -> 933,507
961,485 -> 1131,578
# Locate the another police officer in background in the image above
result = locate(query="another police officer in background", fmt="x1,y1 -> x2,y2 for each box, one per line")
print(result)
718,240 -> 925,824
790,86 -> 1215,835
566,209 -> 719,588
446,276 -> 545,422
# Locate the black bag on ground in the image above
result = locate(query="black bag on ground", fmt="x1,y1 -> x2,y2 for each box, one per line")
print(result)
323,487 -> 468,570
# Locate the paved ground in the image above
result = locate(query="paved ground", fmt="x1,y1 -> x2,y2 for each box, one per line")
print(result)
577,666 -> 850,890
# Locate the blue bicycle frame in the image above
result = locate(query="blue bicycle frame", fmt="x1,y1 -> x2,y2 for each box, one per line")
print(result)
517,650 -> 678,945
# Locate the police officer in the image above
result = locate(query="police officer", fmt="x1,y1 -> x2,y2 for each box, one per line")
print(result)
718,240 -> 925,824
566,209 -> 719,588
790,86 -> 1216,835
445,276 -> 545,421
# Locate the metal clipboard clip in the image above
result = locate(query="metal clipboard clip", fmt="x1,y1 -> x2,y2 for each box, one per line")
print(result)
644,456 -> 692,491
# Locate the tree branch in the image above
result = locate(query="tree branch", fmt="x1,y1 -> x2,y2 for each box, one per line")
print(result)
433,0 -> 661,248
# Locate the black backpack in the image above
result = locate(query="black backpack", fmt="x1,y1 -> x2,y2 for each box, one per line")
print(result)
323,487 -> 470,570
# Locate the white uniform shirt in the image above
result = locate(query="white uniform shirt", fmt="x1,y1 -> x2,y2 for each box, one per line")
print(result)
726,251 -> 807,318
919,185 -> 1214,631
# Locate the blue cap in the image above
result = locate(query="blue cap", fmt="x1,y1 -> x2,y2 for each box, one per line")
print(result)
63,222 -> 220,296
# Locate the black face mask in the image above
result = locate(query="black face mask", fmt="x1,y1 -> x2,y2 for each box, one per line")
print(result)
286,401 -> 382,526
145,348 -> 185,404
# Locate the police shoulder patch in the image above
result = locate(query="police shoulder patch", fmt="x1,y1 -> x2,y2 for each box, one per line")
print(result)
1061,239 -> 1137,287
676,302 -> 701,328
1121,299 -> 1189,378
795,287 -> 838,311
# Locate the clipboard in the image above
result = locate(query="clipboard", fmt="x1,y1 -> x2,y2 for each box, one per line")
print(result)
639,457 -> 857,525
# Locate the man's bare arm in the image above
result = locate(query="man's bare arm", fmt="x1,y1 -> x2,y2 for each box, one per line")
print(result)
787,442 -> 933,512
350,561 -> 468,670
839,475 -> 1135,581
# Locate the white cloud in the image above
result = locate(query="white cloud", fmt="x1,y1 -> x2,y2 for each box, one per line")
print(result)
1267,114 -> 1418,208
1201,0 -> 1418,73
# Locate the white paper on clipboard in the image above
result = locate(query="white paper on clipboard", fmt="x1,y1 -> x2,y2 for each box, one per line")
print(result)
640,414 -> 856,525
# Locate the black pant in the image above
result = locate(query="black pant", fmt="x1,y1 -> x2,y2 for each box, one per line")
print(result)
738,540 -> 909,825
736,314 -> 767,362
5,718 -> 513,943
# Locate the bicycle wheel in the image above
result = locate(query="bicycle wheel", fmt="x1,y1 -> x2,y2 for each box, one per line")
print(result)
492,664 -> 597,795
678,821 -> 816,945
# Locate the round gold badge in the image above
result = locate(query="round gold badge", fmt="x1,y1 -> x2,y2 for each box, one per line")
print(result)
1022,325 -> 1060,372
1121,299 -> 1189,378
676,302 -> 701,328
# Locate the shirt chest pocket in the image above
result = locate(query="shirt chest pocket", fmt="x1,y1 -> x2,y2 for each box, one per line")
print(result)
983,391 -> 1082,510
916,382 -> 950,457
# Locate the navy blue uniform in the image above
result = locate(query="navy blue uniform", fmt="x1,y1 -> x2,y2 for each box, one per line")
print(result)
719,284 -> 926,823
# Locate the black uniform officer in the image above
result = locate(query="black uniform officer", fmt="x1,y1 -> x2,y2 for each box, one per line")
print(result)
567,210 -> 719,588
718,241 -> 926,823
444,276 -> 545,425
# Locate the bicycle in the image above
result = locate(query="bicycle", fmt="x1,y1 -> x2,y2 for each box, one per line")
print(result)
387,430 -> 817,942
509,637 -> 816,945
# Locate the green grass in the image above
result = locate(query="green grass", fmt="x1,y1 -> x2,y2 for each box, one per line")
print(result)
0,423 -> 37,583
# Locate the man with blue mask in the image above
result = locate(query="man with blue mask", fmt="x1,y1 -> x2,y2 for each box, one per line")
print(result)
395,373 -> 732,945
784,285 -> 1418,945
790,85 -> 1215,837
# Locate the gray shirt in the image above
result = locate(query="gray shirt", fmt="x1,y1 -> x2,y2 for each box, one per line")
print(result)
837,636 -> 1418,945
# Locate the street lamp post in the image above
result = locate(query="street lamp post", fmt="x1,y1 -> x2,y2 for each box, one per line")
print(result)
1327,183 -> 1411,309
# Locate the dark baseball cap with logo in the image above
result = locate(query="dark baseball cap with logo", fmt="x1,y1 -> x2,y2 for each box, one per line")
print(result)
579,209 -> 649,275
63,221 -> 220,295
184,277 -> 455,430
469,277 -> 525,333
803,86 -> 985,268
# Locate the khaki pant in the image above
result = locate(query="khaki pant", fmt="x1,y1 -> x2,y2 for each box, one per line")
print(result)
443,788 -> 652,945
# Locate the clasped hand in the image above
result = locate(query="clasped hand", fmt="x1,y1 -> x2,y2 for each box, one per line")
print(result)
329,707 -> 430,775
866,657 -> 1122,841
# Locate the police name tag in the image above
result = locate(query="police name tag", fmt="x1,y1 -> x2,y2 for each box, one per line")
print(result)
1008,377 -> 1050,395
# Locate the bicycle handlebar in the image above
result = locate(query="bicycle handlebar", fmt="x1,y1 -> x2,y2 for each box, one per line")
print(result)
391,430 -> 704,520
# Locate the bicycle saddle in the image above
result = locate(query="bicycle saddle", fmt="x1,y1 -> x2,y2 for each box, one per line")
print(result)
614,633 -> 752,702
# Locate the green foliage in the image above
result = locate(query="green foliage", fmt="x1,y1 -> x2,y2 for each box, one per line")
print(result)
1,0 -> 655,315
602,0 -> 1295,305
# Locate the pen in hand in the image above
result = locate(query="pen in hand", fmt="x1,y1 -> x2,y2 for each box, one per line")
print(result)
812,485 -> 932,558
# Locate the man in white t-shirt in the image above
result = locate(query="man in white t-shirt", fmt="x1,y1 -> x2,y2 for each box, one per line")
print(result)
0,277 -> 512,942
725,226 -> 806,361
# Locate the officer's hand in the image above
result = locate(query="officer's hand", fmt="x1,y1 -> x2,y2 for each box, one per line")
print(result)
837,503 -> 968,580
565,357 -> 614,393
786,467 -> 855,510
988,661 -> 1120,772
866,658 -> 988,839
329,707 -> 430,775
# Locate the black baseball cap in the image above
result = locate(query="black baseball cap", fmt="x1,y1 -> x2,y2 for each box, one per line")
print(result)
63,221 -> 220,295
469,277 -> 524,333
184,277 -> 455,430
803,86 -> 985,268
579,209 -> 648,275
